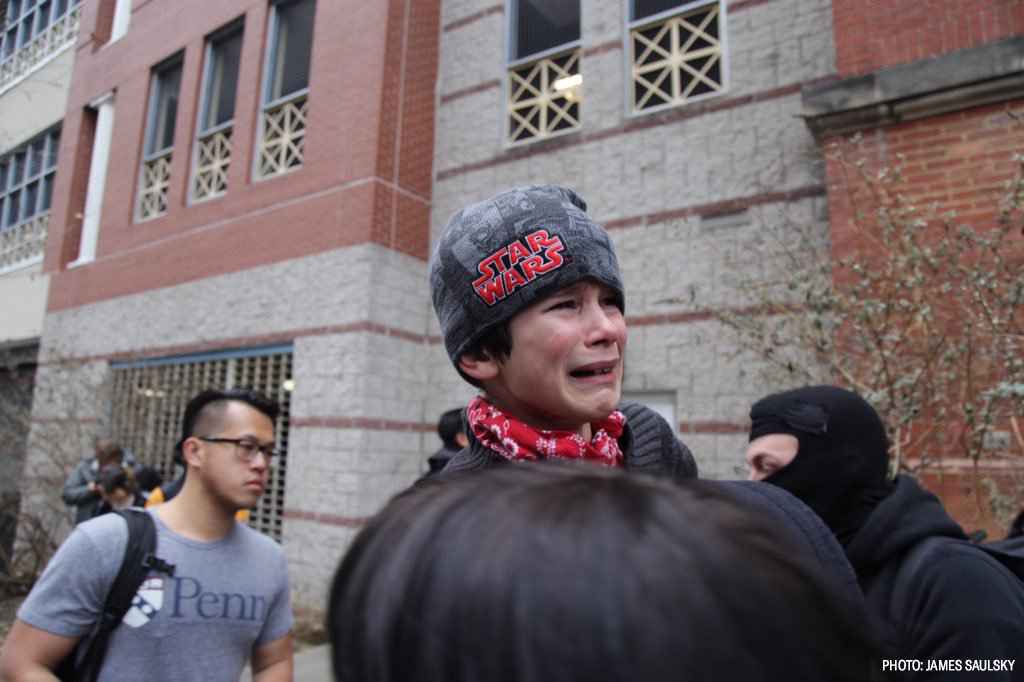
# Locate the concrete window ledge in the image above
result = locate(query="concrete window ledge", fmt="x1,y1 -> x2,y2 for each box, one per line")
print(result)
801,36 -> 1024,136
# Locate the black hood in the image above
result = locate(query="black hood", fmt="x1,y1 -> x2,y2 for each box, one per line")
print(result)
750,385 -> 892,545
844,474 -> 966,575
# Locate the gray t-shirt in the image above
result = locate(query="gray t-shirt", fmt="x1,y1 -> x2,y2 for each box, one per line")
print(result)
19,509 -> 292,682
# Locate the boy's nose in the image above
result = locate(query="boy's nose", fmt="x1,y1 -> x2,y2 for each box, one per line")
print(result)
583,302 -> 621,344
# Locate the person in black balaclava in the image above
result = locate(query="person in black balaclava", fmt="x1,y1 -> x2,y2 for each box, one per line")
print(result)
746,386 -> 1024,682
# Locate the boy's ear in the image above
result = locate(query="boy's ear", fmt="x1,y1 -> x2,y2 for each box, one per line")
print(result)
458,352 -> 500,382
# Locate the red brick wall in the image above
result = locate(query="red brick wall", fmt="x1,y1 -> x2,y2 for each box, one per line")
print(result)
822,98 -> 1024,535
826,100 -> 1024,260
833,1 -> 1024,76
920,470 -> 1023,539
44,0 -> 440,312
88,0 -> 116,49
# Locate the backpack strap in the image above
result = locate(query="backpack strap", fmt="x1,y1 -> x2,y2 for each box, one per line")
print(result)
73,510 -> 175,682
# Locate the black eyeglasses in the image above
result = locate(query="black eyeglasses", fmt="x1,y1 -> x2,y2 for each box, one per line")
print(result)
196,437 -> 280,464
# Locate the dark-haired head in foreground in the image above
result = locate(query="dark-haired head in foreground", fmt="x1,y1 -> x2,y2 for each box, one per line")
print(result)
328,464 -> 879,682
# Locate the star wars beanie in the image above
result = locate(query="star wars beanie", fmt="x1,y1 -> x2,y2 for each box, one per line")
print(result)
429,185 -> 624,369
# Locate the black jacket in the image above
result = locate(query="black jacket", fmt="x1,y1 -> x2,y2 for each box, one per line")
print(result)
845,475 -> 1024,681
443,401 -> 864,609
425,444 -> 463,477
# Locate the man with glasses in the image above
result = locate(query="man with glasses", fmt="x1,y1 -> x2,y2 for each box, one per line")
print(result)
0,388 -> 294,682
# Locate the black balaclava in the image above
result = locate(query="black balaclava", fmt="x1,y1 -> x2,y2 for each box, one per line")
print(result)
749,385 -> 893,547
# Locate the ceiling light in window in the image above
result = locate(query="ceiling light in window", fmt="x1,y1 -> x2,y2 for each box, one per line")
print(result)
553,74 -> 582,91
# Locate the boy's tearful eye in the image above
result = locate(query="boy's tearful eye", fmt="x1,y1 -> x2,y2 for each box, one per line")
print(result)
547,299 -> 577,312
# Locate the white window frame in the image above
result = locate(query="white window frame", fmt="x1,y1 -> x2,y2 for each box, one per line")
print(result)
0,125 -> 60,273
253,0 -> 314,182
189,19 -> 244,204
1,0 -> 78,59
0,0 -> 81,93
623,0 -> 729,118
0,126 -> 60,232
504,0 -> 583,147
621,390 -> 679,435
136,54 -> 184,222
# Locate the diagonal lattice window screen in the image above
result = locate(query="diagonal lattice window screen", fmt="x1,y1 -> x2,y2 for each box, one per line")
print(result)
630,2 -> 723,113
110,347 -> 293,541
507,48 -> 581,145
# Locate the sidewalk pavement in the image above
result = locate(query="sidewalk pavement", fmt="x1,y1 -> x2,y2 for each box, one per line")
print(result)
241,643 -> 331,681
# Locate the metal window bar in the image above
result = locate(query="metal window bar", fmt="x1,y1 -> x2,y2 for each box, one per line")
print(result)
0,2 -> 79,93
507,46 -> 582,145
256,89 -> 307,179
110,347 -> 293,542
629,1 -> 723,113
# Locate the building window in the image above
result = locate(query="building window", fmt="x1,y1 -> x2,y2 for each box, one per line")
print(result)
506,0 -> 581,145
0,126 -> 59,272
0,0 -> 81,92
628,0 -> 725,114
137,56 -> 183,221
256,0 -> 314,180
192,21 -> 243,202
110,345 -> 294,542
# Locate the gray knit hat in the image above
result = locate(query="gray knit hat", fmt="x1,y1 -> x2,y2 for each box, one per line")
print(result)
429,184 -> 624,369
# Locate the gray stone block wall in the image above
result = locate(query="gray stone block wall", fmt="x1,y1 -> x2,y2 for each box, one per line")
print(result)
39,245 -> 429,359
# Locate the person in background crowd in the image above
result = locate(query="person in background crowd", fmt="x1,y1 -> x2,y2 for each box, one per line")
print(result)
132,464 -> 164,503
62,439 -> 136,525
93,463 -> 146,516
746,385 -> 1024,681
0,388 -> 294,682
424,408 -> 468,476
329,464 -> 881,682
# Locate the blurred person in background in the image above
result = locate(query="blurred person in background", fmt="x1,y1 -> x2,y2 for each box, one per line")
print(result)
424,408 -> 468,476
62,439 -> 136,525
93,463 -> 146,516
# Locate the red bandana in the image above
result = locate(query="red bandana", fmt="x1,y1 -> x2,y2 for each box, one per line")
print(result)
467,396 -> 626,467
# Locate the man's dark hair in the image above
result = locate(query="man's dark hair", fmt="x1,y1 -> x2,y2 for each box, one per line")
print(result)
436,409 -> 465,450
176,388 -> 280,456
134,465 -> 164,493
328,464 -> 880,682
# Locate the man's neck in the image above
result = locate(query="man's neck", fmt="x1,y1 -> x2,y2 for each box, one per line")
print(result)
155,478 -> 238,542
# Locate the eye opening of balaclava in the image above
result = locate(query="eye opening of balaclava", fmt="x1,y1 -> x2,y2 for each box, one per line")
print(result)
748,386 -> 893,546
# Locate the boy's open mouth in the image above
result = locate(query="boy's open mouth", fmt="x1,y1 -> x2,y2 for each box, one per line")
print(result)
569,361 -> 617,379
